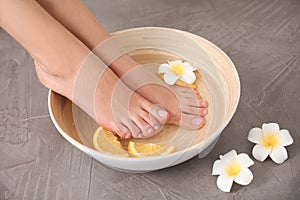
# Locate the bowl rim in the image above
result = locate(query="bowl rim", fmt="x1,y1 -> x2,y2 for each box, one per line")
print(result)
48,27 -> 241,162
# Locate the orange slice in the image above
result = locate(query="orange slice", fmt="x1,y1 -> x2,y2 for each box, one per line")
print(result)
128,141 -> 176,158
92,127 -> 129,157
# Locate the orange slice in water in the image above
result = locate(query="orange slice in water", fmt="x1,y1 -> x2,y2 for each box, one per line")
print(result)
128,141 -> 176,158
93,127 -> 129,157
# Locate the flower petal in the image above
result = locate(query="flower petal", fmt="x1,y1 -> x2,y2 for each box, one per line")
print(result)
220,150 -> 237,163
179,71 -> 196,84
217,174 -> 234,192
234,168 -> 253,186
168,60 -> 183,66
183,62 -> 197,71
277,129 -> 293,146
252,144 -> 271,162
248,127 -> 263,144
158,63 -> 172,74
262,123 -> 280,135
236,153 -> 254,168
163,73 -> 179,85
269,145 -> 288,164
212,160 -> 226,175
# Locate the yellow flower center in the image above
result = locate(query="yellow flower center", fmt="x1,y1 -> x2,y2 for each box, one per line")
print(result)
262,132 -> 279,149
225,162 -> 241,177
171,64 -> 185,75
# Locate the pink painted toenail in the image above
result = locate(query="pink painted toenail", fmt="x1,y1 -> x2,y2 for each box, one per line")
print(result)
202,109 -> 208,115
192,117 -> 203,126
158,109 -> 168,118
148,128 -> 154,134
137,133 -> 143,138
154,125 -> 160,130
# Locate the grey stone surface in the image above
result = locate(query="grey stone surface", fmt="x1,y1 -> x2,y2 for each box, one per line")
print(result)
0,0 -> 299,199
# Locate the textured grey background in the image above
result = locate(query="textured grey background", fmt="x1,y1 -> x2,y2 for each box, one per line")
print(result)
0,0 -> 299,199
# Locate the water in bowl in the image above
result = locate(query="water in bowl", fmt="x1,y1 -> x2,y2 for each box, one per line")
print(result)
71,48 -> 226,157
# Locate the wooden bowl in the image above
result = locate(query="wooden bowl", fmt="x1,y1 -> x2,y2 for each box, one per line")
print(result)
48,27 -> 240,172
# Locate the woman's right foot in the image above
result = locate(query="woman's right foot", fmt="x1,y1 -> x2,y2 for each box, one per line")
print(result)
109,57 -> 208,130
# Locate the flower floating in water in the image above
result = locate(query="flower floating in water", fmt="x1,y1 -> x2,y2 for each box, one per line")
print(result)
248,122 -> 293,164
158,60 -> 197,85
212,150 -> 254,192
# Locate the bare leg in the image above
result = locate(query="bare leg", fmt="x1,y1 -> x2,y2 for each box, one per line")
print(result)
36,0 -> 208,129
0,0 -> 169,138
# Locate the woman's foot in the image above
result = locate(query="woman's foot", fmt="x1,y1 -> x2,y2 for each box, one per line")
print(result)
34,55 -> 169,139
109,57 -> 208,129
139,82 -> 208,129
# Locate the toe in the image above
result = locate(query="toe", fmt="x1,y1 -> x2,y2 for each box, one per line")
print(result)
182,97 -> 202,107
190,116 -> 205,129
180,113 -> 206,130
145,104 -> 169,124
182,106 -> 208,116
116,123 -> 131,139
132,115 -> 156,138
122,120 -> 142,138
139,97 -> 169,124
175,86 -> 208,108
200,100 -> 208,108
140,110 -> 161,135
200,108 -> 208,116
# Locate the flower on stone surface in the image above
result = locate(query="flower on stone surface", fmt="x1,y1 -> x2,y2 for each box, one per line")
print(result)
158,60 -> 197,85
212,150 -> 254,193
248,122 -> 293,164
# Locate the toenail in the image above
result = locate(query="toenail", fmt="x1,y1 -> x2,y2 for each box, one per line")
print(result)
154,125 -> 160,130
202,109 -> 208,115
148,128 -> 154,134
137,133 -> 143,138
201,101 -> 207,106
125,133 -> 131,139
192,117 -> 203,126
158,109 -> 168,118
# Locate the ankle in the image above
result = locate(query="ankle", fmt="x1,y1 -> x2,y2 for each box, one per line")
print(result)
33,52 -> 90,100
34,60 -> 74,99
109,55 -> 139,77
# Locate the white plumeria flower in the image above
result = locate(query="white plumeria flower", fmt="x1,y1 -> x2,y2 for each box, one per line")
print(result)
158,60 -> 197,85
212,150 -> 254,193
248,123 -> 293,164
